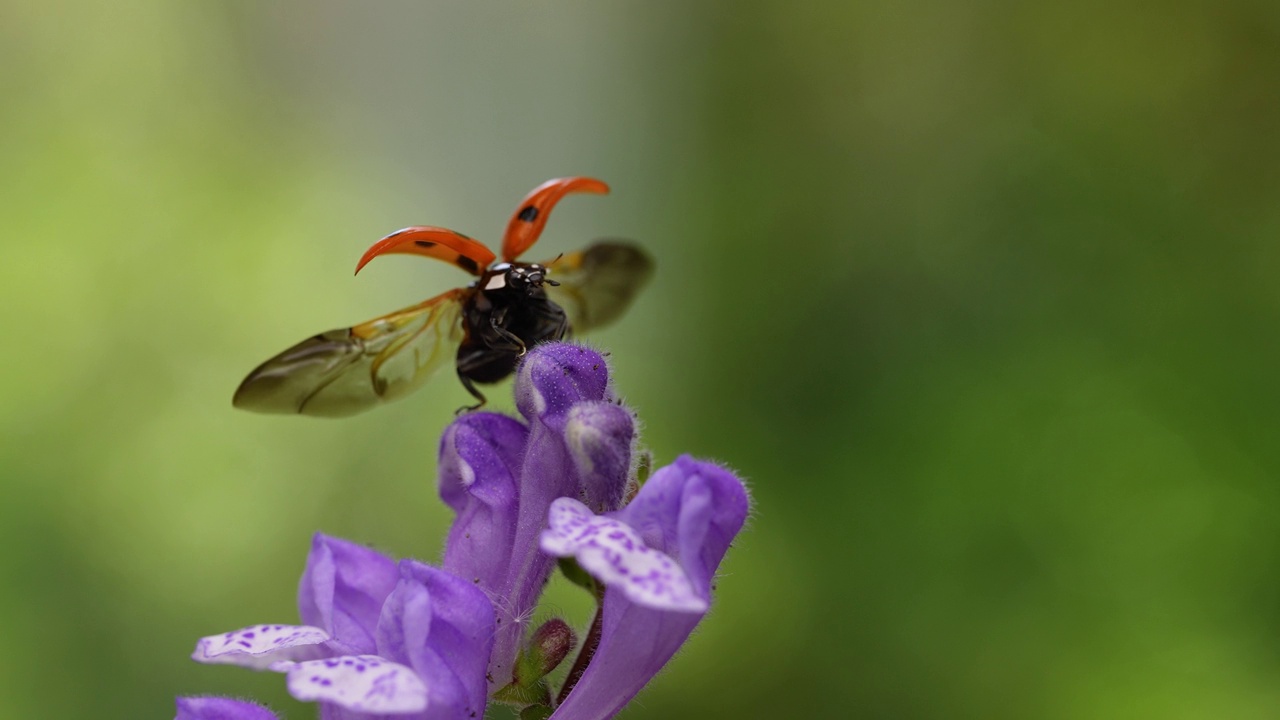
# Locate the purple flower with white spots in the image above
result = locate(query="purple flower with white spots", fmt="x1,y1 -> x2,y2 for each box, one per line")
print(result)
434,343 -> 750,717
191,534 -> 494,719
437,343 -> 635,691
181,342 -> 752,719
541,455 -> 749,720
175,696 -> 279,720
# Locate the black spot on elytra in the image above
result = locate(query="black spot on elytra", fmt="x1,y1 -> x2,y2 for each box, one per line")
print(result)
414,240 -> 436,249
517,205 -> 539,223
457,256 -> 480,274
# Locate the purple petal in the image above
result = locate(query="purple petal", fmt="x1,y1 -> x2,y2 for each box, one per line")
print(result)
374,560 -> 494,720
175,696 -> 279,720
550,457 -> 749,720
615,456 -> 750,593
564,401 -> 634,512
541,498 -> 706,612
438,412 -> 527,591
297,533 -> 400,655
191,624 -> 330,670
284,655 -> 427,714
554,600 -> 700,720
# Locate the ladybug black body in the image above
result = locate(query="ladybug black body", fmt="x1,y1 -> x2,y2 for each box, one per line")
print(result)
456,262 -> 567,405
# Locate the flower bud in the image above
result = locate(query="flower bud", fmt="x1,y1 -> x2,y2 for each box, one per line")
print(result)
494,618 -> 577,708
514,344 -> 610,423
514,618 -> 577,686
565,401 -> 635,512
520,704 -> 554,720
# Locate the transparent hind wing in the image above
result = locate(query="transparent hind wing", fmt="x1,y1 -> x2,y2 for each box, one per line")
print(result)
233,288 -> 470,417
543,241 -> 654,334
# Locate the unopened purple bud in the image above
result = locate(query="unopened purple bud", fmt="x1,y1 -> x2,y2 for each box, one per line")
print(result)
515,344 -> 611,423
565,401 -> 635,512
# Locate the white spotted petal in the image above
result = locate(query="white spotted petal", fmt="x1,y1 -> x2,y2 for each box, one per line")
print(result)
540,497 -> 708,613
284,654 -> 428,714
192,624 -> 331,670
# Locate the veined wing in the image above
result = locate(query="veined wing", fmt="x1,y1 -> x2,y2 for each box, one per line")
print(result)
542,241 -> 654,334
233,288 -> 470,417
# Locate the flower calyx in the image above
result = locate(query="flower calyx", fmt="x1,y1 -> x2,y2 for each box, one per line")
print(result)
494,617 -> 578,707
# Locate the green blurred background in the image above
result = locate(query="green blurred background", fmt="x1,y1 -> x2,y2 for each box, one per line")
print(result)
3,1 -> 1279,718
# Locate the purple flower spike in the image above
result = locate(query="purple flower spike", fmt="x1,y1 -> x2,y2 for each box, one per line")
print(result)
436,343 -> 636,690
185,342 -> 751,719
513,346 -> 625,548
174,696 -> 279,720
298,533 -> 400,655
543,456 -> 749,720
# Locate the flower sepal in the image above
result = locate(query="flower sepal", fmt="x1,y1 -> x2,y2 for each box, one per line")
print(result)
634,449 -> 653,486
516,618 -> 577,686
495,617 -> 577,706
520,704 -> 555,720
557,557 -> 602,598
493,678 -> 551,707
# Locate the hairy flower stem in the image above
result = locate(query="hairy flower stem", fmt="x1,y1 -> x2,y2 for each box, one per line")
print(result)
556,605 -> 604,706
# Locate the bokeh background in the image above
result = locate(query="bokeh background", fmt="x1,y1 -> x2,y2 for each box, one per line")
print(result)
4,1 -> 1280,718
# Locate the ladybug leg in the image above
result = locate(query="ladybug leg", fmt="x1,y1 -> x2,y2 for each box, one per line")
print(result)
455,371 -> 488,414
489,317 -> 528,356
